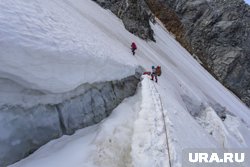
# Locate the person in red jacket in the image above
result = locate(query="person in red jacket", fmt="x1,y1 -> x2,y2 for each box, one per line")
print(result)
131,42 -> 137,55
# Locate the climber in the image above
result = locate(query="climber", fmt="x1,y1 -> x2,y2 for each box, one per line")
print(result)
156,66 -> 161,76
131,42 -> 137,55
151,66 -> 158,83
151,66 -> 162,83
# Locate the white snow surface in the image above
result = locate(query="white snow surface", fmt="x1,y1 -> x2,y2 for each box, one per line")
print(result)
2,0 -> 250,166
0,0 -> 137,95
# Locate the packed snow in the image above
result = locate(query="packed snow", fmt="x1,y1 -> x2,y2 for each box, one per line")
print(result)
0,0 -> 137,106
1,0 -> 250,166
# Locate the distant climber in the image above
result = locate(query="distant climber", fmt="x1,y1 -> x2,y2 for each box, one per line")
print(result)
131,42 -> 137,55
151,66 -> 158,83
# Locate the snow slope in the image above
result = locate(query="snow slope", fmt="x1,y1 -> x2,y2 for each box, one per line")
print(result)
0,0 -> 137,94
2,0 -> 250,166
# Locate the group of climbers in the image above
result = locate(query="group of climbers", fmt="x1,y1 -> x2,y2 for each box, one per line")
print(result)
131,42 -> 162,83
151,65 -> 161,83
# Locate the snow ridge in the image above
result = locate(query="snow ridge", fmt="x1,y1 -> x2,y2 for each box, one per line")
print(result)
131,77 -> 170,167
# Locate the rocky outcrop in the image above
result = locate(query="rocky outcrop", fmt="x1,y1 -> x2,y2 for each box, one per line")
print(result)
93,0 -> 155,41
0,75 -> 140,167
158,0 -> 250,107
93,0 -> 250,106
145,0 -> 193,54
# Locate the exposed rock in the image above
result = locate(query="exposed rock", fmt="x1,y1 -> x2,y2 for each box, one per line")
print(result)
0,75 -> 140,167
93,0 -> 250,106
145,0 -> 193,54
93,0 -> 155,41
149,0 -> 250,107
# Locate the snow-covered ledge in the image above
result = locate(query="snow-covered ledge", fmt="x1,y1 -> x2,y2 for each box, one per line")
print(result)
0,74 -> 141,167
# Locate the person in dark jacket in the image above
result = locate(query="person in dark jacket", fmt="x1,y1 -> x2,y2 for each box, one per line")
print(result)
131,42 -> 137,55
151,66 -> 158,83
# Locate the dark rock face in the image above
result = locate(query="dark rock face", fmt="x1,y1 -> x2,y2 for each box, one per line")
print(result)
155,0 -> 250,107
93,0 -> 155,41
93,0 -> 250,106
0,76 -> 140,167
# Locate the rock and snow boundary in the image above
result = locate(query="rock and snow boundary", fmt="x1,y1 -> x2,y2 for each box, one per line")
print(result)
0,0 -> 250,166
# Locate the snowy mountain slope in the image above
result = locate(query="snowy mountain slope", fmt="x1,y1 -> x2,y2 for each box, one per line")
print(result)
0,0 -> 137,95
1,0 -> 250,166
